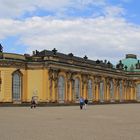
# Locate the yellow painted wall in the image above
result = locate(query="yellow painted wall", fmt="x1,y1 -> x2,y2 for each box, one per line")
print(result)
27,70 -> 48,102
0,65 -> 140,103
45,69 -> 50,102
0,67 -> 50,103
1,68 -> 14,102
0,68 -> 26,102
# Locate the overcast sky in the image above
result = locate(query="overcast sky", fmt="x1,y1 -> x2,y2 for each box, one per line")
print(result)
0,0 -> 140,64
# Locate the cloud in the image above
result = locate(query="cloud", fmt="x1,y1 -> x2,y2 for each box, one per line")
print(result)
0,0 -> 139,64
104,5 -> 125,17
0,0 -> 36,18
1,15 -> 140,64
0,0 -> 106,18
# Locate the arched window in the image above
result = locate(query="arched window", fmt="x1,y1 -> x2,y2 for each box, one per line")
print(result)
58,76 -> 65,102
110,81 -> 114,101
136,84 -> 140,101
119,81 -> 123,101
12,71 -> 22,101
88,79 -> 93,101
99,81 -> 104,102
74,78 -> 80,101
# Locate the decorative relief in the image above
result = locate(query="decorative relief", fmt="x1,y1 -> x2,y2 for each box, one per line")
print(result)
48,68 -> 60,81
107,78 -> 115,89
66,71 -> 72,89
81,74 -> 90,90
81,74 -> 88,84
48,69 -> 53,80
48,68 -> 60,90
123,80 -> 128,88
0,61 -> 25,68
123,80 -> 134,88
67,71 -> 77,82
132,81 -> 136,88
127,81 -> 132,88
66,71 -> 73,81
81,74 -> 86,90
114,79 -> 121,87
53,70 -> 59,82
94,75 -> 101,85
105,77 -> 112,88
127,80 -> 135,88
66,71 -> 76,89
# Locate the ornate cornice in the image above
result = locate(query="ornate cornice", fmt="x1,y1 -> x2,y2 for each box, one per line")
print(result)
0,60 -> 25,68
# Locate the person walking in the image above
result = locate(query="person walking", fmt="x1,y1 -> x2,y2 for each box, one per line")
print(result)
84,98 -> 88,110
31,97 -> 36,108
79,97 -> 84,110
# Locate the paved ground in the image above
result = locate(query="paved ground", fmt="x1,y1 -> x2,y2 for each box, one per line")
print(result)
0,104 -> 140,140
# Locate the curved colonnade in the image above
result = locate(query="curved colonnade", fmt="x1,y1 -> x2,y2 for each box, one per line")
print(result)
48,69 -> 139,103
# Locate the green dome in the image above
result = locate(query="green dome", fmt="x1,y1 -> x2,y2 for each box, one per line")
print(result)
121,54 -> 140,72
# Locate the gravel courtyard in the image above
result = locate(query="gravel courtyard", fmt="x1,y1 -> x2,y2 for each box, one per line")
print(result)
0,104 -> 140,140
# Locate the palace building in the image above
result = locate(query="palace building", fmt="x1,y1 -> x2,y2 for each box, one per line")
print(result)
0,44 -> 140,104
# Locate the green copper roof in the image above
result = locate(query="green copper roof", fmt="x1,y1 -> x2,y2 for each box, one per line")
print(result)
121,57 -> 140,72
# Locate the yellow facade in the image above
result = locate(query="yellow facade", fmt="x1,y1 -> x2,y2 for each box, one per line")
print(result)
0,50 -> 140,104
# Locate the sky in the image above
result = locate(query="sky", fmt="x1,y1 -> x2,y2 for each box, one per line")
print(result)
0,0 -> 140,64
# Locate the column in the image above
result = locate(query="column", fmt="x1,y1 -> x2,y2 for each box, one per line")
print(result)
130,85 -> 134,101
51,80 -> 55,102
123,81 -> 127,101
48,69 -> 59,103
69,80 -> 73,102
92,78 -> 95,102
83,82 -> 87,99
66,71 -> 74,102
81,74 -> 87,99
106,85 -> 110,101
95,84 -> 99,101
94,76 -> 99,102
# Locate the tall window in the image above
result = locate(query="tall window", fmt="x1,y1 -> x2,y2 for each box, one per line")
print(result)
75,78 -> 80,100
12,72 -> 22,101
88,79 -> 93,101
136,84 -> 140,100
110,81 -> 114,101
58,76 -> 65,102
99,81 -> 104,102
119,81 -> 123,101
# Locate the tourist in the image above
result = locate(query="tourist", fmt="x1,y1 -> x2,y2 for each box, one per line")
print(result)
31,97 -> 36,108
79,97 -> 84,110
84,98 -> 88,110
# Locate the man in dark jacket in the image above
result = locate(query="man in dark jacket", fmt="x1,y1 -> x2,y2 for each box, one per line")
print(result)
84,98 -> 88,110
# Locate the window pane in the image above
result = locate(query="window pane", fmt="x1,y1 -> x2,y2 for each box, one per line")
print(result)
88,79 -> 93,100
75,78 -> 80,100
13,73 -> 21,100
58,76 -> 65,101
